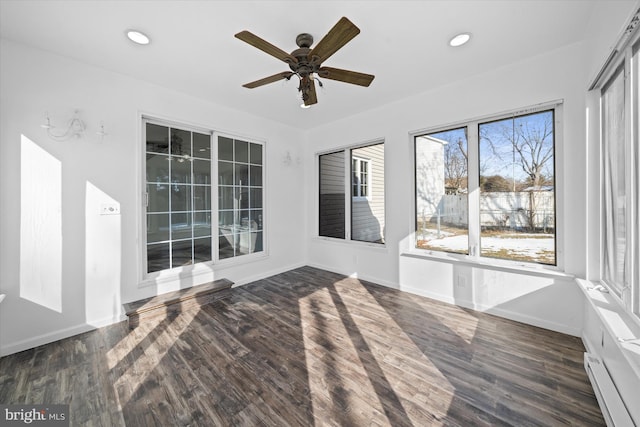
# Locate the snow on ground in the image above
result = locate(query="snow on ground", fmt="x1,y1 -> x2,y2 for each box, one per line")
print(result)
423,234 -> 554,258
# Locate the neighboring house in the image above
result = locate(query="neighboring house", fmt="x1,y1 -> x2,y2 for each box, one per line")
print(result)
351,144 -> 385,243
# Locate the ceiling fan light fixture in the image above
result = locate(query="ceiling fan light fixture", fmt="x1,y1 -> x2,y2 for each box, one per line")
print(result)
449,33 -> 471,47
126,30 -> 150,45
300,103 -> 311,109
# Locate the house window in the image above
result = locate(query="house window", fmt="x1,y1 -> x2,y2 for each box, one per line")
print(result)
414,104 -> 559,266
352,157 -> 370,199
595,26 -> 639,316
145,122 -> 212,273
143,120 -> 265,276
479,110 -> 556,265
319,141 -> 385,244
217,136 -> 264,260
415,127 -> 469,255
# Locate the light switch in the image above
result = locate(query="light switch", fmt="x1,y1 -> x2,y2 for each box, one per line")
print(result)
100,203 -> 120,215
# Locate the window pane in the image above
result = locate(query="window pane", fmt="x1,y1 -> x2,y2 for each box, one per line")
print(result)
147,183 -> 169,213
147,214 -> 170,243
250,165 -> 262,186
218,161 -> 233,186
319,151 -> 345,239
479,111 -> 555,265
251,232 -> 263,253
193,211 -> 211,237
172,239 -> 193,267
171,128 -> 191,157
219,231 -> 235,259
352,144 -> 385,243
250,188 -> 262,209
235,164 -> 248,186
194,238 -> 212,263
171,157 -> 191,184
219,211 -> 234,228
147,242 -> 170,273
193,159 -> 211,185
146,123 -> 169,154
219,137 -> 234,161
171,213 -> 192,240
192,132 -> 210,159
602,66 -> 626,293
250,142 -> 262,165
146,153 -> 170,183
250,210 -> 263,230
238,187 -> 249,209
171,185 -> 191,212
238,232 -> 251,255
235,140 -> 249,163
193,185 -> 211,211
415,128 -> 468,254
219,186 -> 234,210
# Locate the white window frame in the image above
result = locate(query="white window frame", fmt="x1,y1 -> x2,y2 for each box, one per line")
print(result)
410,100 -> 564,272
592,21 -> 639,318
138,117 -> 267,286
352,156 -> 371,201
316,138 -> 386,245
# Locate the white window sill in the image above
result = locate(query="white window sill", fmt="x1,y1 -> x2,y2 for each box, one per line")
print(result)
577,278 -> 640,381
139,252 -> 269,288
313,236 -> 388,252
400,250 -> 574,280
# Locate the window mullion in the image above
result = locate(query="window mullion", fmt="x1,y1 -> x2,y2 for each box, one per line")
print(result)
624,46 -> 635,311
467,123 -> 481,257
345,149 -> 352,241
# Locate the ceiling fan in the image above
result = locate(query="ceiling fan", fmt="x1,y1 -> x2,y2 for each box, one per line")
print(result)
235,17 -> 375,107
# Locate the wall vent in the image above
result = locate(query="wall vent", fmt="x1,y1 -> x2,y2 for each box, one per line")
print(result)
584,353 -> 634,427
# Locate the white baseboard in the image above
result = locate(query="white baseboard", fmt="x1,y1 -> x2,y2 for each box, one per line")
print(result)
2,323 -> 94,357
397,284 -> 581,337
231,261 -> 307,287
305,262 -> 400,290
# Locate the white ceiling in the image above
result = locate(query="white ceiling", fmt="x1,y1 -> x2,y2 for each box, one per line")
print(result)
0,0 -> 611,130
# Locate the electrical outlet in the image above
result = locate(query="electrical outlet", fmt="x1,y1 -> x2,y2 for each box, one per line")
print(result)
100,203 -> 120,215
456,275 -> 467,288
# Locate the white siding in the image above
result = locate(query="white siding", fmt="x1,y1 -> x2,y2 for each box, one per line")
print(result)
352,144 -> 385,243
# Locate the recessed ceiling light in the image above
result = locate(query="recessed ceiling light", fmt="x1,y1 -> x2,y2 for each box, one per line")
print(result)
449,33 -> 471,47
126,30 -> 150,45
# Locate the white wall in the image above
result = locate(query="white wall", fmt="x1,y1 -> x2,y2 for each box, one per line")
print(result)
304,40 -> 589,336
0,40 -> 306,355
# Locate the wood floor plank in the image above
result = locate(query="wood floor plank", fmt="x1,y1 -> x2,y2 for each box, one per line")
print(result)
0,266 -> 604,426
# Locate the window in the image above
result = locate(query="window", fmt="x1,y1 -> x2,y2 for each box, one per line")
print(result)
143,120 -> 264,276
319,141 -> 385,244
352,157 -> 370,199
145,122 -> 212,273
479,111 -> 556,265
414,105 -> 559,266
415,127 -> 469,255
217,136 -> 264,260
595,26 -> 639,317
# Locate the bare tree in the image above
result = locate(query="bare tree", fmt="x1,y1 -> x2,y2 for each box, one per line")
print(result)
480,112 -> 554,231
442,136 -> 468,193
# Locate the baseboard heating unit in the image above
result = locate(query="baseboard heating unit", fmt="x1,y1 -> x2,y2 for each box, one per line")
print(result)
584,353 -> 634,427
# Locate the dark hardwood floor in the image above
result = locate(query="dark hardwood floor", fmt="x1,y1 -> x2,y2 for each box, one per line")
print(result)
0,266 -> 604,426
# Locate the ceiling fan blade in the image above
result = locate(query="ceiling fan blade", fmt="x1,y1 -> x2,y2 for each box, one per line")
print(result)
318,67 -> 375,87
309,17 -> 360,63
235,30 -> 296,64
303,77 -> 318,106
243,72 -> 294,88
306,80 -> 318,106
